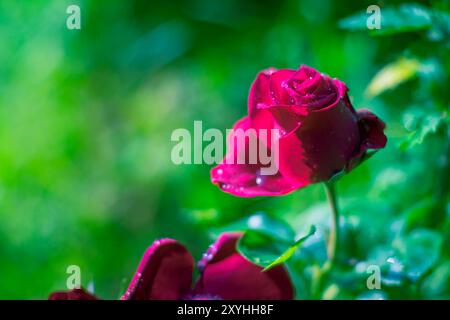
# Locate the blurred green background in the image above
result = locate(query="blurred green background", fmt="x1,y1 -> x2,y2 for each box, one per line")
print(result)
0,0 -> 448,299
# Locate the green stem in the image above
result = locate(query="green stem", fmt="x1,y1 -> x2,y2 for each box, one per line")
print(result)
310,183 -> 341,299
324,182 -> 339,266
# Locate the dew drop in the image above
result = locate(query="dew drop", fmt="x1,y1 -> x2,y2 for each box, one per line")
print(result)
386,257 -> 396,264
248,215 -> 263,228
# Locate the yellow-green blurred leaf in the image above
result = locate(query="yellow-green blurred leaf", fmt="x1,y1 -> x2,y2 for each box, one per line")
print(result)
366,58 -> 421,97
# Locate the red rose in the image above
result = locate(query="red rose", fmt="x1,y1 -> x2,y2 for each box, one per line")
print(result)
211,65 -> 387,197
49,233 -> 293,300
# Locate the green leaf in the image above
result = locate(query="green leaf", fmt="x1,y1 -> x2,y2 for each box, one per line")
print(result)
339,3 -> 433,36
263,225 -> 317,271
327,170 -> 346,184
398,111 -> 447,150
237,225 -> 316,269
394,229 -> 443,282
351,149 -> 379,170
210,212 -> 295,242
358,247 -> 407,287
427,9 -> 450,42
366,58 -> 421,97
327,149 -> 379,184
402,197 -> 436,230
420,260 -> 450,299
359,229 -> 443,287
237,230 -> 284,267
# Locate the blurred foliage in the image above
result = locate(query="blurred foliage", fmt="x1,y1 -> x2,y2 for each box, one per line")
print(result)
0,0 -> 448,299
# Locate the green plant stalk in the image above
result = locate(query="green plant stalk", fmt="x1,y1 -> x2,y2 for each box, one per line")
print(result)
324,182 -> 339,267
310,182 -> 341,299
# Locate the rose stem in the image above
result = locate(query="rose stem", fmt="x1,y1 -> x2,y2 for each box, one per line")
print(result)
324,181 -> 339,267
310,182 -> 340,299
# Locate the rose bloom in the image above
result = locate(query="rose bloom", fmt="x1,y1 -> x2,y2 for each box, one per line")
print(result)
211,65 -> 387,197
49,233 -> 293,300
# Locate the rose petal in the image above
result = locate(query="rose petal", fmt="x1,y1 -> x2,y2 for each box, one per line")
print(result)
252,105 -> 304,138
194,233 -> 294,300
252,68 -> 347,135
210,117 -> 299,197
121,239 -> 194,300
211,162 -> 299,197
276,99 -> 361,184
357,109 -> 387,150
346,109 -> 387,169
291,65 -> 317,82
268,69 -> 297,105
49,288 -> 98,300
288,66 -> 337,108
248,68 -> 277,117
